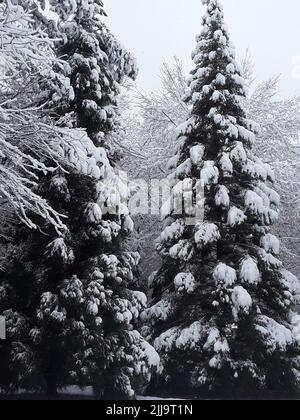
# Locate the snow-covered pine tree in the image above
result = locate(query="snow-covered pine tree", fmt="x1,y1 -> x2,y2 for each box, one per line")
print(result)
122,56 -> 300,286
144,0 -> 300,398
0,0 -> 159,398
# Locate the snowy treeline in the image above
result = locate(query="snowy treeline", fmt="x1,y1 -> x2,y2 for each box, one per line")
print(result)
0,0 -> 299,400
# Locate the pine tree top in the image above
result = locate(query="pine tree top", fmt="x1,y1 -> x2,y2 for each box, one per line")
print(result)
165,0 -> 277,231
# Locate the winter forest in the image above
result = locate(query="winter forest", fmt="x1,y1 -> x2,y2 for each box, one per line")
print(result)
0,0 -> 300,401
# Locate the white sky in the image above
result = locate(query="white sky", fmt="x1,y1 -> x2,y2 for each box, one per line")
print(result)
104,0 -> 300,97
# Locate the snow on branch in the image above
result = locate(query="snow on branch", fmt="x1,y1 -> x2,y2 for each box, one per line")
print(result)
0,1 -> 76,231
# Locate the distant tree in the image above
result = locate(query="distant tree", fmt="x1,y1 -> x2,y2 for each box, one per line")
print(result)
245,74 -> 300,278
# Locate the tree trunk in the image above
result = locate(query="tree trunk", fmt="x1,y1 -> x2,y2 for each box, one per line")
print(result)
46,377 -> 58,399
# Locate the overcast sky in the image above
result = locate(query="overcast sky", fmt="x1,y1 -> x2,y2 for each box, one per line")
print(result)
104,0 -> 300,98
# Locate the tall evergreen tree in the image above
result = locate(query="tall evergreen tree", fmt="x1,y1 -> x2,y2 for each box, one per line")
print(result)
144,0 -> 300,398
0,0 -> 159,398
